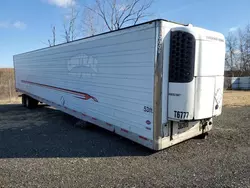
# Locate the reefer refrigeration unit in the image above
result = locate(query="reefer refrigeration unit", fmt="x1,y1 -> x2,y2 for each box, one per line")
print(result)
14,19 -> 225,150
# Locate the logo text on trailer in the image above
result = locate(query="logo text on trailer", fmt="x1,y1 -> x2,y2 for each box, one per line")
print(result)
67,54 -> 98,78
206,36 -> 224,42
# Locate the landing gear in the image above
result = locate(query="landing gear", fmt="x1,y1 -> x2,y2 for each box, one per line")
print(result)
196,132 -> 209,139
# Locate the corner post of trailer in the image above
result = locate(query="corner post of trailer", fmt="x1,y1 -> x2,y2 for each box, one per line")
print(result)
153,20 -> 164,150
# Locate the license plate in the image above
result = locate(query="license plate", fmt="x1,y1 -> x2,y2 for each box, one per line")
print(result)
177,122 -> 189,133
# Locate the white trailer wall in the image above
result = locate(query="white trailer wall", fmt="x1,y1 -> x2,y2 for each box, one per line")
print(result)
14,22 -> 156,140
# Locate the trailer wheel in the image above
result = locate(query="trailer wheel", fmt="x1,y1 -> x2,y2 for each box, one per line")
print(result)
25,96 -> 38,109
21,95 -> 26,106
25,96 -> 32,109
32,99 -> 38,108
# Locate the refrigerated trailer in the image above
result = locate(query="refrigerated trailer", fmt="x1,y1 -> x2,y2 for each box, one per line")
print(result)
14,19 -> 225,150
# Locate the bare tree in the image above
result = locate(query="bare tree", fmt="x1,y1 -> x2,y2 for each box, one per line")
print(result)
63,4 -> 79,42
239,24 -> 250,74
225,24 -> 250,76
48,25 -> 56,47
81,8 -> 98,36
84,0 -> 153,32
225,32 -> 238,75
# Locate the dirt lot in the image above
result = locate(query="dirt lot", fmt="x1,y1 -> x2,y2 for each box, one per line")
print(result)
0,91 -> 249,187
223,90 -> 250,107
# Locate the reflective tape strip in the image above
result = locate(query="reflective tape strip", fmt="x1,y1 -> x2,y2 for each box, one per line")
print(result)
121,128 -> 128,133
139,136 -> 148,140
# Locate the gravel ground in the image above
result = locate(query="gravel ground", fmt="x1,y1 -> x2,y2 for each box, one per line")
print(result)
0,103 -> 249,187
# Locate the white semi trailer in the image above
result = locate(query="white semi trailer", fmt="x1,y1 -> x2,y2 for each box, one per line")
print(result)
14,19 -> 225,150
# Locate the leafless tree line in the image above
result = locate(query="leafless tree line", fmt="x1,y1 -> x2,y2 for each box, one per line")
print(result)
47,0 -> 153,46
226,24 -> 250,76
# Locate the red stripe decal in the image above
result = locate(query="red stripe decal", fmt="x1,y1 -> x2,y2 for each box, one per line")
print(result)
74,96 -> 98,102
139,136 -> 148,140
21,80 -> 98,102
121,128 -> 128,133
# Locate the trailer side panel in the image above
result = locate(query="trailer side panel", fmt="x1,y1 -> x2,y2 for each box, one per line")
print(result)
14,22 -> 156,142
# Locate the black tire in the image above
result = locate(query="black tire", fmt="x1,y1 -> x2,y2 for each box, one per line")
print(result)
21,95 -> 26,106
32,99 -> 38,108
25,96 -> 38,109
25,96 -> 32,109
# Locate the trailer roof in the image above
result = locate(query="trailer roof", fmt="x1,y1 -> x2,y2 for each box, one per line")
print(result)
14,19 -> 188,56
